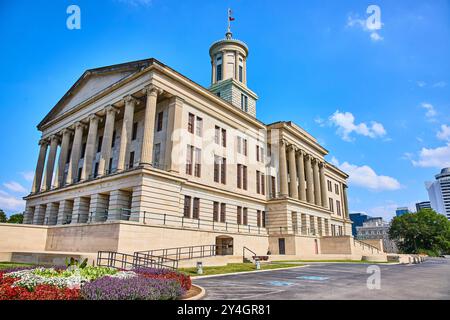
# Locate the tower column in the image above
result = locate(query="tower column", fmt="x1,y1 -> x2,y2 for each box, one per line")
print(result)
81,114 -> 100,180
165,96 -> 184,172
313,158 -> 322,207
32,139 -> 49,193
319,162 -> 328,208
140,85 -> 162,166
296,149 -> 307,201
279,139 -> 288,197
117,96 -> 138,171
234,50 -> 239,80
66,122 -> 85,184
305,154 -> 314,204
288,145 -> 298,199
56,129 -> 72,187
44,135 -> 59,191
98,106 -> 118,176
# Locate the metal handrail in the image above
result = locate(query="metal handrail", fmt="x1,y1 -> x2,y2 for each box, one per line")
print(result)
97,250 -> 178,270
135,244 -> 230,262
353,238 -> 381,254
243,246 -> 257,262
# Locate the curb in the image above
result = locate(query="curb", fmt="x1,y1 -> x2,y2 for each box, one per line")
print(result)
191,265 -> 308,280
182,284 -> 206,300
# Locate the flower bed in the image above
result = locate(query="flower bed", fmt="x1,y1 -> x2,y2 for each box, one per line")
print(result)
0,265 -> 190,300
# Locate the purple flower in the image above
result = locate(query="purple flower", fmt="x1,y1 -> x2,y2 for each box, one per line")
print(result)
80,276 -> 184,300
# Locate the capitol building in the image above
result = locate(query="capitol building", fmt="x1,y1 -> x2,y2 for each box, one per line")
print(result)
7,28 -> 376,263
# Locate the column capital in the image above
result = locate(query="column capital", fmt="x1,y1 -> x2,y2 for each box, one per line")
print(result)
87,113 -> 101,123
287,144 -> 297,152
38,138 -> 49,146
60,128 -> 73,136
73,121 -> 87,131
142,84 -> 163,97
123,95 -> 141,106
280,139 -> 287,147
296,148 -> 305,156
319,161 -> 326,169
105,105 -> 119,115
49,135 -> 60,144
304,153 -> 312,161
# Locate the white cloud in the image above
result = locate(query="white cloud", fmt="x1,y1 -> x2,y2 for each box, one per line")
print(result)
3,181 -> 27,193
346,14 -> 384,42
331,157 -> 401,191
20,171 -> 34,182
412,143 -> 450,168
329,110 -> 387,141
0,190 -> 25,212
432,81 -> 447,88
437,124 -> 450,141
416,81 -> 426,88
421,102 -> 437,118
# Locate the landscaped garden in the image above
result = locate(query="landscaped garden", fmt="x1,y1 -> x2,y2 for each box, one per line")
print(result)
0,260 -> 191,300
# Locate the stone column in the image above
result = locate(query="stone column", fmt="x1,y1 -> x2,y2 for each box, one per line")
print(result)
43,136 -> 59,191
343,185 -> 349,218
319,162 -> 328,208
33,204 -> 46,225
211,58 -> 216,84
234,51 -> 239,80
165,96 -> 184,172
243,58 -> 247,85
278,139 -> 288,197
296,150 -> 307,201
288,145 -> 298,199
44,202 -> 59,225
24,206 -> 35,224
72,197 -> 90,224
312,158 -> 322,207
140,85 -> 162,166
98,106 -> 118,176
89,193 -> 109,222
81,115 -> 100,181
32,139 -> 49,193
56,129 -> 72,188
66,122 -> 85,184
108,190 -> 131,221
305,154 -> 314,203
130,185 -> 144,222
117,96 -> 138,172
57,200 -> 73,225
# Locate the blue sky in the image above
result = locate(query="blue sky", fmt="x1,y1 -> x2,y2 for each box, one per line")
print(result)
0,0 -> 449,220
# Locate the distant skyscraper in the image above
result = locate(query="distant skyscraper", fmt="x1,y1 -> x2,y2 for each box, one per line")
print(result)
349,212 -> 371,236
426,167 -> 450,220
415,201 -> 431,212
356,217 -> 398,253
395,207 -> 410,217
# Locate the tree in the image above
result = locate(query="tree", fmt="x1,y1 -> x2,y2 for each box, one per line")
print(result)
389,209 -> 450,256
7,213 -> 24,224
0,210 -> 7,223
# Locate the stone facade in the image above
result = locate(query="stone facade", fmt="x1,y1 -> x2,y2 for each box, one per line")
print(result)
22,31 -> 352,256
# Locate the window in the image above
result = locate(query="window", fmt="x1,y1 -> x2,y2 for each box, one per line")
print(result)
256,146 -> 264,163
129,151 -> 135,169
196,117 -> 203,137
108,158 -> 113,174
216,92 -> 221,98
194,148 -> 201,177
239,65 -> 243,82
256,146 -> 260,162
188,113 -> 195,134
214,156 -> 220,182
213,202 -> 219,222
237,164 -> 242,189
220,203 -> 226,223
221,129 -> 227,147
256,171 -> 261,194
257,210 -> 261,227
261,173 -> 265,196
157,112 -> 163,132
241,94 -> 248,112
66,148 -> 72,164
242,165 -> 247,190
183,196 -> 191,218
329,198 -> 334,213
262,211 -> 266,228
193,198 -> 200,219
221,157 -> 227,184
335,184 -> 340,195
271,176 -> 276,198
237,206 -> 242,225
243,139 -> 248,156
237,137 -> 242,154
153,143 -> 161,167
94,162 -> 99,178
215,126 -> 220,144
81,142 -> 86,159
336,200 -> 341,216
132,122 -> 138,141
216,63 -> 222,82
243,208 -> 248,225
111,131 -> 116,148
77,167 -> 82,182
327,180 -> 332,192
97,137 -> 103,153
237,137 -> 248,155
186,145 -> 194,175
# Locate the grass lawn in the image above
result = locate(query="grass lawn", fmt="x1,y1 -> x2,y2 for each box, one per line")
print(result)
179,262 -> 302,277
272,259 -> 393,264
0,262 -> 34,270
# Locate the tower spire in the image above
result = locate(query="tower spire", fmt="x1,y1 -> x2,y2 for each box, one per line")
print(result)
226,8 -> 235,39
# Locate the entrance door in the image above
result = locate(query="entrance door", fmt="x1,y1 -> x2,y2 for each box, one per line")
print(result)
216,236 -> 234,255
278,238 -> 286,255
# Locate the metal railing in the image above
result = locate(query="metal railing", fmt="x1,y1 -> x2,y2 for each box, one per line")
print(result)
353,238 -> 381,254
135,244 -> 230,263
97,251 -> 178,270
243,246 -> 256,262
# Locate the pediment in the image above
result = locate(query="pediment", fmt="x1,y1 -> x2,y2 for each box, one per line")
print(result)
38,58 -> 154,129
